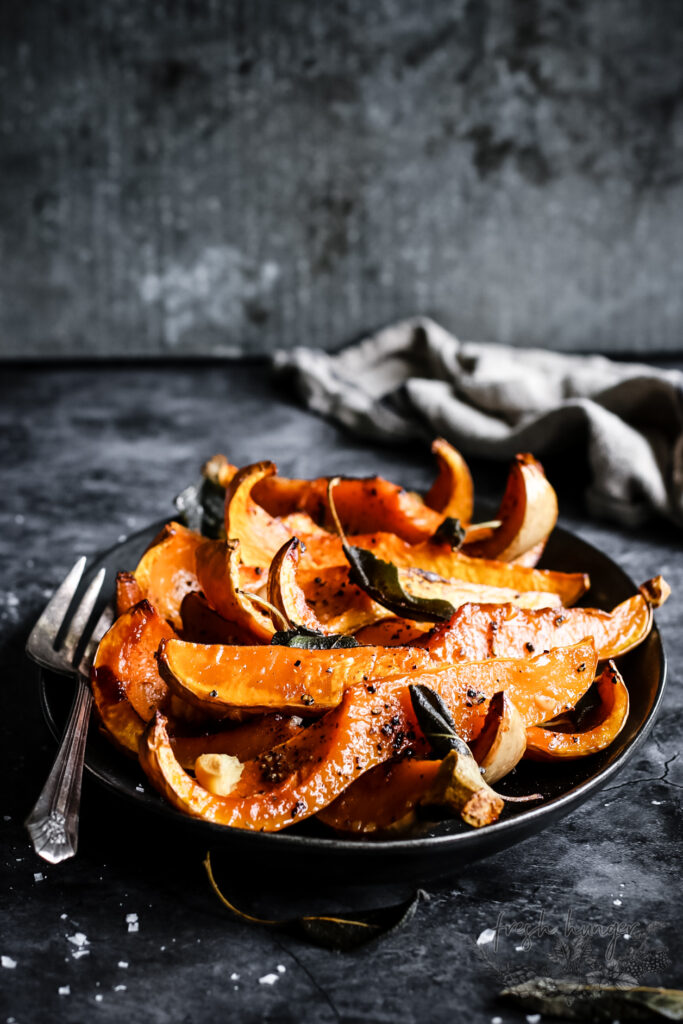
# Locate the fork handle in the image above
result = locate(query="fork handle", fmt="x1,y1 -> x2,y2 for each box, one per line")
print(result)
25,675 -> 92,863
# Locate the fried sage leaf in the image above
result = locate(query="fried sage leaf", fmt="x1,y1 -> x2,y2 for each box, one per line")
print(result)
409,684 -> 472,759
327,478 -> 455,623
204,853 -> 421,951
271,626 -> 359,649
175,479 -> 226,539
501,977 -> 683,1021
430,516 -> 466,549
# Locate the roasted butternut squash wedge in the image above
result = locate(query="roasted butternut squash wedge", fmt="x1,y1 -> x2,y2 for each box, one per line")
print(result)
91,600 -> 176,753
170,714 -> 304,770
115,571 -> 144,616
526,661 -> 629,759
469,691 -> 527,783
419,578 -> 668,662
158,638 -> 434,716
132,521 -> 203,630
318,760 -> 442,834
424,438 -> 474,524
196,538 -> 274,642
179,593 -> 256,645
141,640 -> 597,831
224,462 -> 293,570
157,634 -> 597,730
297,531 -> 588,606
463,454 -> 558,562
253,472 -> 444,544
267,537 -> 326,632
353,619 -> 430,646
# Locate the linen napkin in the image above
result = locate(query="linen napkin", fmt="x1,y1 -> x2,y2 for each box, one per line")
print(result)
274,317 -> 683,528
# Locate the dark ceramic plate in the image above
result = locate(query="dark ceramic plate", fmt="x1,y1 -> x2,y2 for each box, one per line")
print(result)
39,520 -> 666,884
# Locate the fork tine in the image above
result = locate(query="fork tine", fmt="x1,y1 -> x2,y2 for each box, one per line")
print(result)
61,567 -> 107,665
26,556 -> 87,655
78,604 -> 115,676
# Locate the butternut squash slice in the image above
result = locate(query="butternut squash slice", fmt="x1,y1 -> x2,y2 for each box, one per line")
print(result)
140,640 -> 597,831
179,593 -> 256,645
419,577 -> 669,662
157,638 -> 434,716
469,691 -> 527,783
463,454 -> 559,562
115,571 -> 144,616
297,531 -> 588,606
224,461 -> 293,570
253,473 -> 444,544
195,538 -> 275,642
157,634 -> 597,731
353,619 -> 430,646
425,438 -> 474,524
170,714 -> 304,770
318,760 -> 442,834
526,661 -> 629,759
91,600 -> 176,754
132,521 -> 203,630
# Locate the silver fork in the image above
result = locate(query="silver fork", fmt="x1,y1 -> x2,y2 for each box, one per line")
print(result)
25,557 -> 114,864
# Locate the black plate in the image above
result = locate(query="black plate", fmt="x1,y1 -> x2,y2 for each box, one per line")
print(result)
39,520 -> 666,884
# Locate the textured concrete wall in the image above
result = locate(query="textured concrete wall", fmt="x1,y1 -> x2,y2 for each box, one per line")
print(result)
2,0 -> 683,358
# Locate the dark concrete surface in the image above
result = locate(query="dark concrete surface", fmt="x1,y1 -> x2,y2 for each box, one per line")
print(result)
2,1 -> 683,359
1,362 -> 681,1024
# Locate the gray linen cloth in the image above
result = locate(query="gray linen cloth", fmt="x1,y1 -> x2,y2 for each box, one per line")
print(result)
274,317 -> 683,528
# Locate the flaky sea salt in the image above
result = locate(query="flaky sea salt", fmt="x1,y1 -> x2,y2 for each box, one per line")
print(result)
2,956 -> 17,969
34,872 -> 44,882
230,972 -> 239,980
114,985 -> 127,992
126,913 -> 139,933
58,986 -> 70,996
67,933 -> 88,948
277,965 -> 286,974
476,928 -> 496,946
259,973 -> 279,985
118,961 -> 128,968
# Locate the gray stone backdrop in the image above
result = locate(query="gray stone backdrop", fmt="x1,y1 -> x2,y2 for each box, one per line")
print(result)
2,0 -> 682,359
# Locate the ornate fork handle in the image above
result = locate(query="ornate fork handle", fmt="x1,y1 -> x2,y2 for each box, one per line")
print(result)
25,674 -> 92,863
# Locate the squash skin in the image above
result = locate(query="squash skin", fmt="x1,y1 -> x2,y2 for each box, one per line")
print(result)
526,661 -> 629,759
91,600 -> 176,754
140,640 -> 597,831
463,454 -> 559,562
419,590 -> 657,662
132,522 -> 203,630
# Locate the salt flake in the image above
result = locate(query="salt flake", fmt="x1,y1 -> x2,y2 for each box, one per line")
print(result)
1,956 -> 17,969
67,933 -> 89,948
34,873 -> 44,882
259,973 -> 279,985
114,985 -> 127,992
613,899 -> 622,906
277,965 -> 286,974
230,972 -> 240,980
126,913 -> 139,933
95,994 -> 103,1002
476,928 -> 496,946
58,986 -> 70,996
118,961 -> 128,968
526,1016 -> 541,1024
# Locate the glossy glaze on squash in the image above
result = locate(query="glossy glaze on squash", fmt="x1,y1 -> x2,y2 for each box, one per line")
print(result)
170,714 -> 304,770
141,640 -> 597,831
424,438 -> 474,524
132,522 -> 203,630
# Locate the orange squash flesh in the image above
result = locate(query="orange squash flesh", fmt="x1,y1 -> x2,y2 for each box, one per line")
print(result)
157,633 -> 597,729
354,619 -> 430,646
253,474 -> 444,544
224,462 -> 293,570
297,531 -> 589,606
425,438 -> 474,524
179,593 -> 256,645
419,587 -> 659,662
318,760 -> 441,833
140,640 -> 597,831
463,454 -> 559,562
170,714 -> 304,770
91,600 -> 177,753
115,571 -> 144,616
132,522 -> 203,630
196,538 -> 275,642
526,661 -> 629,759
157,638 -> 434,716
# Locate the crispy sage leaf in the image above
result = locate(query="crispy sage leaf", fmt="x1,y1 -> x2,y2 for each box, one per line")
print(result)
175,479 -> 226,539
327,479 -> 455,624
204,853 -> 421,951
409,684 -> 471,759
431,516 -> 466,549
271,626 -> 359,649
502,977 -> 683,1021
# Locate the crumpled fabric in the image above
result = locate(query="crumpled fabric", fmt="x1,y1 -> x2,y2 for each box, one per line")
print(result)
274,317 -> 683,528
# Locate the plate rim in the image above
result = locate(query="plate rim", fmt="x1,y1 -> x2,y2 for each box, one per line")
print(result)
38,518 -> 668,856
